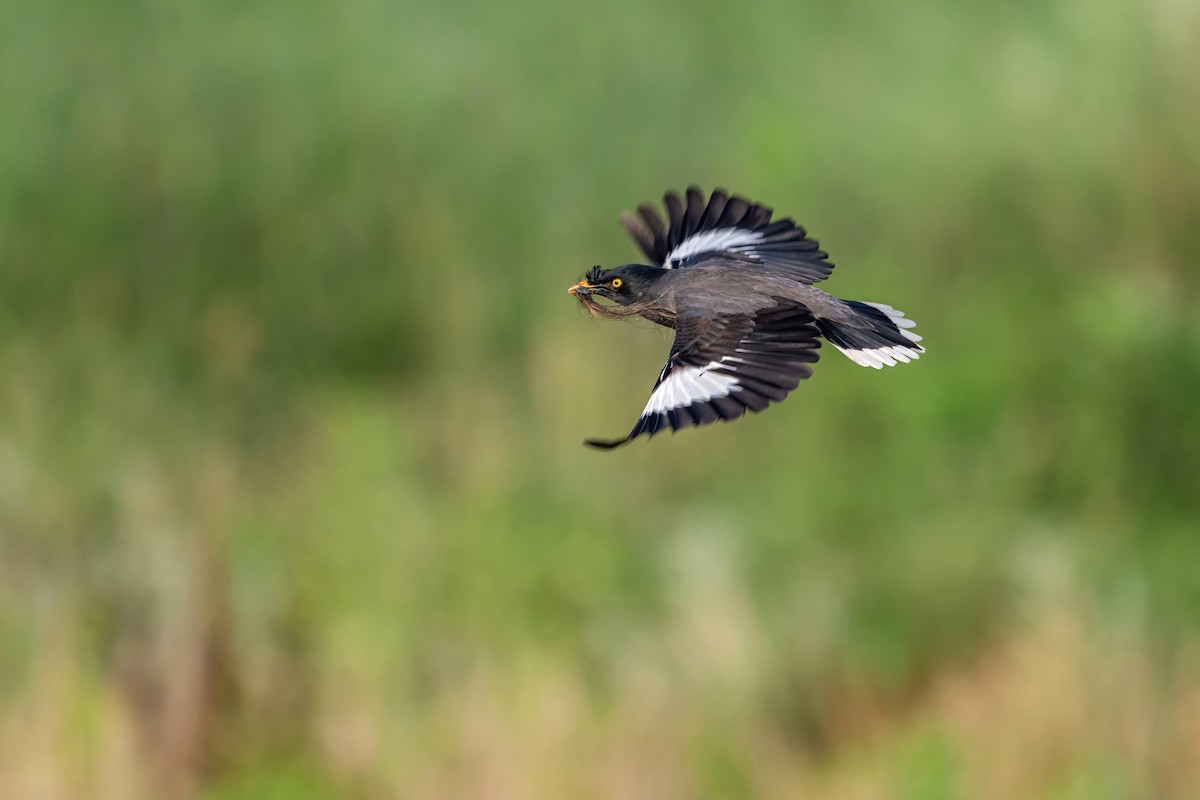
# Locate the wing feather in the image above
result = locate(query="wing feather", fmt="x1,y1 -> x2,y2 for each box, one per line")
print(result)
620,186 -> 835,284
585,299 -> 822,449
663,192 -> 685,251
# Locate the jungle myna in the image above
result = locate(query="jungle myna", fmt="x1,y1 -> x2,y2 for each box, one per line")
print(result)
569,186 -> 924,449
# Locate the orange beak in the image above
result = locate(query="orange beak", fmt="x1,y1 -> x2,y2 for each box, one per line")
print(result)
567,280 -> 593,295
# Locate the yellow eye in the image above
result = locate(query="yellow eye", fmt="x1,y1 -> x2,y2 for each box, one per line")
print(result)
611,278 -> 623,289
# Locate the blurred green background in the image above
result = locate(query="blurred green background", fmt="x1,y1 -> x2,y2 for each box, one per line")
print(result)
2,0 -> 1199,797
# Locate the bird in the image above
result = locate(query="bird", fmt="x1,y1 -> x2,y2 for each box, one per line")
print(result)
568,186 -> 924,449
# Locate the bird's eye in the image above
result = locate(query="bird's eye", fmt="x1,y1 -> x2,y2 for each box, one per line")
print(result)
611,278 -> 623,289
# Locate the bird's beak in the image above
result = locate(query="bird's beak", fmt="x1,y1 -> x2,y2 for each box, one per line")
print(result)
568,280 -> 593,296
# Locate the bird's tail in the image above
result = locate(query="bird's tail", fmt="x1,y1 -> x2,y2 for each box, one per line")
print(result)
815,300 -> 924,369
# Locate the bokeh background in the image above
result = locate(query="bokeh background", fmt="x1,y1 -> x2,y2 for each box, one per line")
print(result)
2,0 -> 1199,797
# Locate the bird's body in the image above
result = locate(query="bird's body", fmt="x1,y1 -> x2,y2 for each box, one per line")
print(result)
570,187 -> 923,449
603,263 -> 860,323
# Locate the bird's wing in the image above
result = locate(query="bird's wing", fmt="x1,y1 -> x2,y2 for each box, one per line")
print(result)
619,186 -> 835,284
586,299 -> 822,449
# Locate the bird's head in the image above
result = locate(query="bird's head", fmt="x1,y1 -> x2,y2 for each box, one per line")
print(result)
567,264 -> 663,307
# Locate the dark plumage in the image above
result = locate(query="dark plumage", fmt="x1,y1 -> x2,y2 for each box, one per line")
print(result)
569,187 -> 924,449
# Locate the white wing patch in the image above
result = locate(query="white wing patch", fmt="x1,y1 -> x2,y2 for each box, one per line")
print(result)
642,362 -> 741,415
662,228 -> 765,268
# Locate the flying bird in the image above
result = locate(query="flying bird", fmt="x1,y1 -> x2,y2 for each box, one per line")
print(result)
568,186 -> 924,449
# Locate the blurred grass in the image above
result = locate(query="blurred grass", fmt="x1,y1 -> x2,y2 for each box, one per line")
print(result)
2,0 -> 1200,797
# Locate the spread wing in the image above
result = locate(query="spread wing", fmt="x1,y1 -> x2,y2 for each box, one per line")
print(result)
619,186 -> 835,284
586,299 -> 822,449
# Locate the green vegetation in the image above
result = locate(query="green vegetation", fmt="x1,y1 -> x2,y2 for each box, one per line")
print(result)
2,0 -> 1198,797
